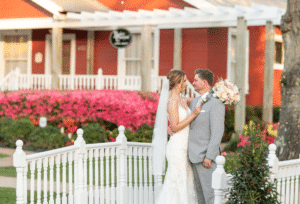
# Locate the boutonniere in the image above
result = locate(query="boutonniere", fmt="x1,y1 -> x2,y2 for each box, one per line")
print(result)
200,91 -> 213,106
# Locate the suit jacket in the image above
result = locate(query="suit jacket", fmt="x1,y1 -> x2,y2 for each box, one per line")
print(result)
188,94 -> 225,163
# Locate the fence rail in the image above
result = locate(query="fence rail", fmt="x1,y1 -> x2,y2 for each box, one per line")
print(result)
0,68 -> 199,97
13,126 -> 158,204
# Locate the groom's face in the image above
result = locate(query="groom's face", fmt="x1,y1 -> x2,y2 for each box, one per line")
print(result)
193,74 -> 205,92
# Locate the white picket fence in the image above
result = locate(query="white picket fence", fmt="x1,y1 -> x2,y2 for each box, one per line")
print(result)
0,68 -> 199,97
0,69 -> 52,91
0,68 -> 179,94
14,128 -> 300,204
13,126 -> 160,204
212,144 -> 300,204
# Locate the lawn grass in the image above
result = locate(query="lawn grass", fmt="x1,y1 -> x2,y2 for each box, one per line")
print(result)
0,154 -> 9,159
0,187 -> 66,204
0,187 -> 15,204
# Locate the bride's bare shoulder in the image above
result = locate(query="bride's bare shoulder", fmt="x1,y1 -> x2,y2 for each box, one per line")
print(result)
167,98 -> 179,111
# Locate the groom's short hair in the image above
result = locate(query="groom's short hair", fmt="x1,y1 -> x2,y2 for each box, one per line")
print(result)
195,69 -> 214,86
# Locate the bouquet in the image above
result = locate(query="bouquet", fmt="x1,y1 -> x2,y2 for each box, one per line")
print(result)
210,78 -> 240,106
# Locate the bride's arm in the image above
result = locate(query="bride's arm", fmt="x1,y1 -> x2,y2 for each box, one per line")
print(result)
168,99 -> 200,133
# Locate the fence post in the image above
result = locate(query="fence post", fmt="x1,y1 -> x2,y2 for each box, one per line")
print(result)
151,69 -> 157,92
74,128 -> 87,204
15,67 -> 20,91
13,140 -> 27,204
70,74 -> 75,90
212,156 -> 227,204
97,68 -> 103,90
267,144 -> 279,183
116,126 -> 128,204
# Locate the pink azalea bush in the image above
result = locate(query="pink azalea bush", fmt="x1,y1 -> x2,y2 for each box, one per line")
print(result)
0,89 -> 159,134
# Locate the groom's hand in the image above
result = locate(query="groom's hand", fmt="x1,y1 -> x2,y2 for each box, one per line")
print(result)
203,157 -> 211,168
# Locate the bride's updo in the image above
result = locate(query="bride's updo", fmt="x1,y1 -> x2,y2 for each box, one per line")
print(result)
167,70 -> 186,91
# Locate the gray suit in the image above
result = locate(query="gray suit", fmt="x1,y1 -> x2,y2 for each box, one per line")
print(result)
188,94 -> 225,204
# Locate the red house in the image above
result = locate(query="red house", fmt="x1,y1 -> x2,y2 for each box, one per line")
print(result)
0,0 -> 285,106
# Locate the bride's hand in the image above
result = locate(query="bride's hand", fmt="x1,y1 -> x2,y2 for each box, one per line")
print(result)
192,106 -> 201,117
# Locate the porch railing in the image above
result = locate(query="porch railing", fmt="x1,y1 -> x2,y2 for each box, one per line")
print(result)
212,144 -> 300,204
1,68 -> 199,97
14,126 -> 158,204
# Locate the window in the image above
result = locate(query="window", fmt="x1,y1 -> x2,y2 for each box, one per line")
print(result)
124,33 -> 154,76
4,35 -> 28,75
227,28 -> 249,94
118,28 -> 159,77
274,35 -> 284,70
0,30 -> 32,79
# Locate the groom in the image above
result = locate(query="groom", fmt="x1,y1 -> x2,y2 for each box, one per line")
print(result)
189,69 -> 225,204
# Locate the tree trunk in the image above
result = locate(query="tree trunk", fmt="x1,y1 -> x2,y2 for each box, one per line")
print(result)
276,0 -> 300,160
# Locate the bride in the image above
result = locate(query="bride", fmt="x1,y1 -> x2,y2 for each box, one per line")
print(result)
152,70 -> 201,204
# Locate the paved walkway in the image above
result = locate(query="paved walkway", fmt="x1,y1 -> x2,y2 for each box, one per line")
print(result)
0,147 -> 36,188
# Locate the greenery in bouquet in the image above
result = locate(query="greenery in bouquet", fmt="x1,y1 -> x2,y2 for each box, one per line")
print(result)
226,121 -> 279,204
28,126 -> 69,150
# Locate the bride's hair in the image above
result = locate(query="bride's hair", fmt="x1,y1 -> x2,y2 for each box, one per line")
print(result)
167,70 -> 186,91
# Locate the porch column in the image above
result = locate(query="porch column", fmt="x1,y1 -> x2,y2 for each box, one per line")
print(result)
51,27 -> 63,89
173,28 -> 182,70
234,17 -> 247,134
141,25 -> 152,91
263,21 -> 275,123
87,31 -> 95,75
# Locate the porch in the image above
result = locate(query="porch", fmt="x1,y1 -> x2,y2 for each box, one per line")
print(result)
0,67 -> 198,98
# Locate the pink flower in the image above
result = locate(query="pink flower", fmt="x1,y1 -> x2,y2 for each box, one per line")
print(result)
109,136 -> 116,142
237,134 -> 250,147
266,136 -> 275,144
221,152 -> 227,156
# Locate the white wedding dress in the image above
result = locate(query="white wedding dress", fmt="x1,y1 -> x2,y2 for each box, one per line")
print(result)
155,104 -> 198,204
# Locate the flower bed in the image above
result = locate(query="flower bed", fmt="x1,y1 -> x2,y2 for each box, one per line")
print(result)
0,89 -> 159,134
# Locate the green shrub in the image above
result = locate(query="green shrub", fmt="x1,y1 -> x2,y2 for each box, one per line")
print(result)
131,125 -> 153,143
28,126 -> 68,150
227,121 -> 280,204
224,133 -> 239,153
2,119 -> 35,147
107,125 -> 153,143
223,153 -> 240,174
0,117 -> 13,142
72,123 -> 109,144
223,106 -> 280,142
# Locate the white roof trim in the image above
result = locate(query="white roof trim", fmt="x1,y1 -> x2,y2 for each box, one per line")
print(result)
31,0 -> 63,16
0,3 -> 285,30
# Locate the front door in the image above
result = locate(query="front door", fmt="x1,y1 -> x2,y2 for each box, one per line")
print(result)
62,40 -> 71,75
45,34 -> 75,76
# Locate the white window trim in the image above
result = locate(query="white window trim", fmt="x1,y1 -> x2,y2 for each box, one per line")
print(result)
45,33 -> 76,75
227,27 -> 249,94
0,30 -> 32,80
274,34 -> 284,70
117,27 -> 160,77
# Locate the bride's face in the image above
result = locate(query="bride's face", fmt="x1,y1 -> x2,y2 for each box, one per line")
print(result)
179,75 -> 188,93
